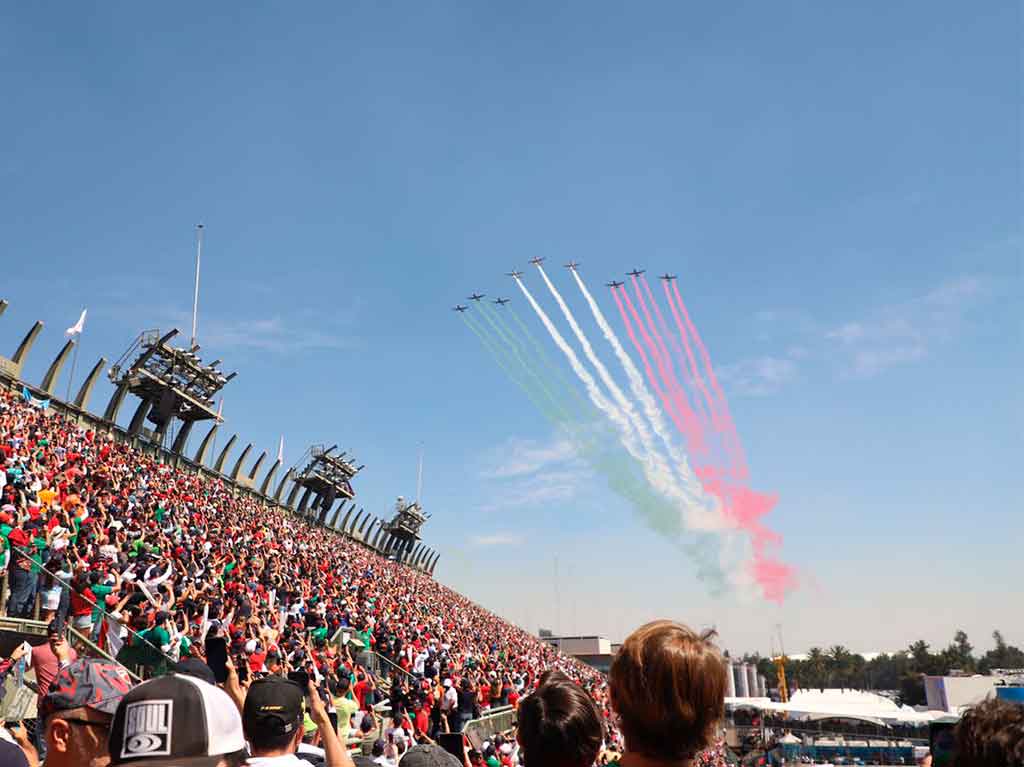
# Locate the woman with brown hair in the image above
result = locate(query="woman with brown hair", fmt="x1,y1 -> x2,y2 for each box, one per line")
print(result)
608,620 -> 727,767
517,674 -> 604,767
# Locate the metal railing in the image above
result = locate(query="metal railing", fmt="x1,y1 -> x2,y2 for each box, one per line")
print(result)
464,705 -> 516,749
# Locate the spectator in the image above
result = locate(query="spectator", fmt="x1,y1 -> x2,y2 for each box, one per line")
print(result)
37,658 -> 134,767
516,675 -> 602,767
607,620 -> 726,766
401,744 -> 462,767
455,678 -> 479,733
242,675 -> 353,767
107,673 -> 247,767
953,697 -> 1023,767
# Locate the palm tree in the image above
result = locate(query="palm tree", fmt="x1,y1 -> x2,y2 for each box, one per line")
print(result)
807,647 -> 827,690
829,645 -> 851,688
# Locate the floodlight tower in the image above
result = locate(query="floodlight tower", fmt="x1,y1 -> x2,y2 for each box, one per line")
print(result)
290,444 -> 362,524
104,329 -> 235,450
382,497 -> 429,563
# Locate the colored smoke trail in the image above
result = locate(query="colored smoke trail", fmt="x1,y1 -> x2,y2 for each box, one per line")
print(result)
460,313 -> 552,418
540,266 -> 711,514
625,278 -> 707,458
476,302 -> 570,422
611,286 -> 694,462
465,287 -> 730,590
637,276 -> 710,436
565,268 -> 721,530
669,280 -> 748,479
662,280 -> 720,437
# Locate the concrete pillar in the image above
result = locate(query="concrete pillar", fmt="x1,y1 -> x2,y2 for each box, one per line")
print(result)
171,422 -> 194,456
297,488 -> 314,515
347,509 -> 365,535
428,551 -> 440,575
259,458 -> 281,496
746,665 -> 758,698
338,503 -> 355,533
74,356 -> 106,410
40,339 -> 75,396
10,321 -> 44,374
286,480 -> 304,508
757,674 -> 767,697
128,400 -> 151,437
213,434 -> 238,474
356,513 -> 372,538
247,450 -> 268,482
328,502 -> 345,529
193,424 -> 219,466
103,381 -> 130,423
273,469 -> 293,503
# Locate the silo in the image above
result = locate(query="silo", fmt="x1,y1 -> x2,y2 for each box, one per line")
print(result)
735,663 -> 750,697
746,665 -> 758,698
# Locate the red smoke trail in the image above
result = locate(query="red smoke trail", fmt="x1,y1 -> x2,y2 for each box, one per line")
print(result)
626,277 -> 706,456
610,287 -> 693,445
668,280 -> 748,480
640,275 -> 712,426
662,280 -> 720,436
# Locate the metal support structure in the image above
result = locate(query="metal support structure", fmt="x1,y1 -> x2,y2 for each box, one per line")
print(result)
40,339 -> 75,396
213,434 -> 238,474
74,357 -> 107,410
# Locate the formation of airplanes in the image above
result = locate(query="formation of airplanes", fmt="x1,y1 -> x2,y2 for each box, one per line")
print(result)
458,265 -> 679,311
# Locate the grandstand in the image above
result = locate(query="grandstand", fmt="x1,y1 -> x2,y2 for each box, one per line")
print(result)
0,300 -> 439,574
0,297 -> 617,756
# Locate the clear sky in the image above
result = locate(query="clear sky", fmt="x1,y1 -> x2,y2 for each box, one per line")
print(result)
1,1 -> 1019,657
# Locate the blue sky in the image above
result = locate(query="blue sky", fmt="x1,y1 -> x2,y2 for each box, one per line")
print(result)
1,1 -> 1019,656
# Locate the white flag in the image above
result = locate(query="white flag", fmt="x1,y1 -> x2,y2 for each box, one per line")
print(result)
277,435 -> 284,463
65,309 -> 87,338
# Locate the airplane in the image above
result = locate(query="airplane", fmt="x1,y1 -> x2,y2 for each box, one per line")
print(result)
452,305 -> 468,313
626,269 -> 646,277
493,297 -> 510,306
468,293 -> 485,302
606,280 -> 624,288
506,270 -> 523,279
564,261 -> 579,270
529,257 -> 545,265
659,273 -> 677,281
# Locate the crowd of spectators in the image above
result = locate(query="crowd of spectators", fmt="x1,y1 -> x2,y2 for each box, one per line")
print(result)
2,389 -> 1017,767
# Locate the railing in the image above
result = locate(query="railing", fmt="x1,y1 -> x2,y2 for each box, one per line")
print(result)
464,705 -> 516,749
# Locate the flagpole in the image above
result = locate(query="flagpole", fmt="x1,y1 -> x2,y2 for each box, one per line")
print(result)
191,224 -> 203,349
65,337 -> 80,406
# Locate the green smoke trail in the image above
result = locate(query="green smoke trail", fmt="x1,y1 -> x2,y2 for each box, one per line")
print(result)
507,304 -> 591,414
461,313 -> 559,421
477,302 -> 577,423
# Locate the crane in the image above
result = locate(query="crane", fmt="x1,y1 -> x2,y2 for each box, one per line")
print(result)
771,624 -> 790,703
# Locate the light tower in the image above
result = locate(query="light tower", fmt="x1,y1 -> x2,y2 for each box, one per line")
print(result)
289,444 -> 362,524
382,497 -> 429,563
104,329 -> 235,449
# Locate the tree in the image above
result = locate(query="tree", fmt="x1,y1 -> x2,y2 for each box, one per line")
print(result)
979,629 -> 1024,673
908,640 -> 938,675
942,629 -> 976,673
828,645 -> 852,688
807,647 -> 827,690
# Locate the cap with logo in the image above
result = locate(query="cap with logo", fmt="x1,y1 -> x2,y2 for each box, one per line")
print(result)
242,675 -> 304,736
39,658 -> 135,722
108,673 -> 246,766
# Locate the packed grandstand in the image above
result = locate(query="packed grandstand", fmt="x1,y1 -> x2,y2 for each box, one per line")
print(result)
0,385 -> 752,765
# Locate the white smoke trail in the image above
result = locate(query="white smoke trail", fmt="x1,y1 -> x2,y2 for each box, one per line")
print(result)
570,270 -> 707,498
530,268 -> 722,533
513,277 -> 643,461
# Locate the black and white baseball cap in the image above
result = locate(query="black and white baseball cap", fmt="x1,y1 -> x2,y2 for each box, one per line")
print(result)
108,673 -> 246,767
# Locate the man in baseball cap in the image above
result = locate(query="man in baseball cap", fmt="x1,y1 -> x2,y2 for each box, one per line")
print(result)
108,673 -> 246,767
39,658 -> 135,767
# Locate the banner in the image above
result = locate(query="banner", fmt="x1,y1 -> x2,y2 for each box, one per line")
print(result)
21,387 -> 49,409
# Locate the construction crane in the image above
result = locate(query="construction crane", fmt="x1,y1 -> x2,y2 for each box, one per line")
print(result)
771,624 -> 790,703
